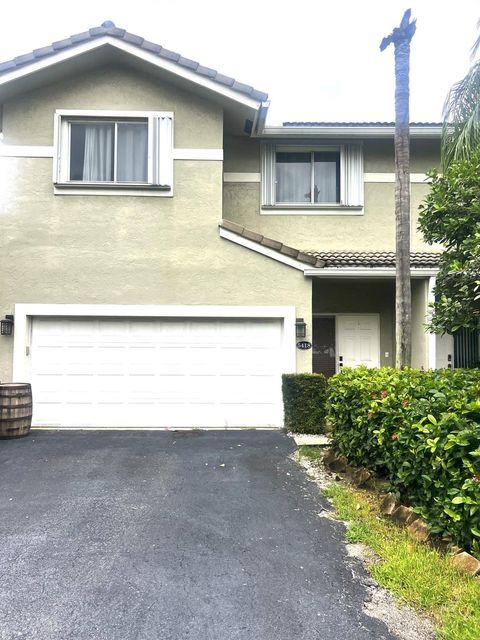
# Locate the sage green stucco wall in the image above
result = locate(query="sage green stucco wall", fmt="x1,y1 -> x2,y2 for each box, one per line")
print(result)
223,136 -> 440,252
3,65 -> 223,149
0,67 -> 312,381
411,279 -> 429,369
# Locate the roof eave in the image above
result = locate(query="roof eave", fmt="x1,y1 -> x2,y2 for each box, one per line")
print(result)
0,36 -> 264,113
260,125 -> 442,139
303,267 -> 439,277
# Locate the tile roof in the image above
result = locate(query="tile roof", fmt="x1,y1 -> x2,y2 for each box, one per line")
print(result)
304,251 -> 440,268
0,21 -> 268,103
282,121 -> 442,127
220,221 -> 440,269
220,220 -> 325,267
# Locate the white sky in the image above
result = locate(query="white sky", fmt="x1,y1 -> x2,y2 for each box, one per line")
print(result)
0,0 -> 478,125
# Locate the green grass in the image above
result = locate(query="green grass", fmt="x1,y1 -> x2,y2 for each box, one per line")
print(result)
298,449 -> 480,640
297,445 -> 324,461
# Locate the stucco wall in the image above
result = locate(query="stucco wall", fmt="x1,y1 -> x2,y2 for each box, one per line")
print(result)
0,66 -> 312,381
411,279 -> 429,369
223,135 -> 440,252
2,65 -> 223,149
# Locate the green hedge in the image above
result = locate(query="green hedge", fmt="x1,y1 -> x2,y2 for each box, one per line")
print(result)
328,367 -> 480,555
282,373 -> 328,434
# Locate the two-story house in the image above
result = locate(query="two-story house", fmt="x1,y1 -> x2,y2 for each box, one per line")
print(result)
0,22 -> 453,429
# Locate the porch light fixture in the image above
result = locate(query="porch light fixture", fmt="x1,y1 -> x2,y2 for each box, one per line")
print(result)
0,315 -> 14,336
295,317 -> 307,339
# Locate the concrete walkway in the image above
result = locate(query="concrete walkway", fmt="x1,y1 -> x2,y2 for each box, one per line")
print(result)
0,431 -> 397,640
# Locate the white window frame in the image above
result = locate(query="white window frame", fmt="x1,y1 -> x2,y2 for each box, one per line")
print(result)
53,109 -> 174,197
261,141 -> 364,214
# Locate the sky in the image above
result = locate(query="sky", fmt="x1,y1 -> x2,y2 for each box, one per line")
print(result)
0,0 -> 478,125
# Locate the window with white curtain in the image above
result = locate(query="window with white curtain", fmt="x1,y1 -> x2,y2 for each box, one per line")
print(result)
55,110 -> 173,192
261,143 -> 364,209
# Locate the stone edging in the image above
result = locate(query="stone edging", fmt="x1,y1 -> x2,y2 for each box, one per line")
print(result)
322,448 -> 480,578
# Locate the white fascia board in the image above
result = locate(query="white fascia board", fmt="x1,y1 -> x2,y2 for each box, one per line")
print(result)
303,267 -> 439,277
0,37 -> 262,111
261,126 -> 442,139
219,227 -> 307,271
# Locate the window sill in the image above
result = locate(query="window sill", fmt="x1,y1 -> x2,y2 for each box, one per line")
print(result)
54,182 -> 172,197
261,205 -> 364,216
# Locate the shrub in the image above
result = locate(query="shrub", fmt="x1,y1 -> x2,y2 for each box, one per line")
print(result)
282,373 -> 328,434
328,367 -> 480,555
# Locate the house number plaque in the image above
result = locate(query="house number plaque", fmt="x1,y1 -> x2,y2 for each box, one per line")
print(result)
296,341 -> 312,350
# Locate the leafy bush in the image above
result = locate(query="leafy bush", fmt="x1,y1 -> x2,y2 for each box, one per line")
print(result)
282,373 -> 328,434
328,367 -> 480,555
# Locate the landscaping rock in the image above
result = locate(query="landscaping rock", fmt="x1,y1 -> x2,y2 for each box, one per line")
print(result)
366,478 -> 390,493
379,493 -> 397,516
391,505 -> 418,527
352,467 -> 372,487
329,455 -> 348,473
407,518 -> 430,543
451,551 -> 480,576
322,449 -> 337,466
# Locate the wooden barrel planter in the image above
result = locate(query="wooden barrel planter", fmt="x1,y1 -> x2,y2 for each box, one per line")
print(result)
0,383 -> 33,438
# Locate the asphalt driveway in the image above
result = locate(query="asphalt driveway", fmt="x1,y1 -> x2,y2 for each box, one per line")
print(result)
0,431 -> 398,640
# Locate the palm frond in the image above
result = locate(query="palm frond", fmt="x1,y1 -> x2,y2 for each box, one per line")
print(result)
442,60 -> 480,167
470,18 -> 480,60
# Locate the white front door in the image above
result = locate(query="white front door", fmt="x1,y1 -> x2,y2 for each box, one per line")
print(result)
337,315 -> 380,371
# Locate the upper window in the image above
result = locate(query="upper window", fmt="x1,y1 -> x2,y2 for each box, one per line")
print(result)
54,110 -> 173,194
261,143 -> 364,210
275,150 -> 340,204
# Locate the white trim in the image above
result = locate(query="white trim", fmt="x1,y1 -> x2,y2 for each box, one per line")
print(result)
173,148 -> 223,161
53,108 -> 174,194
223,172 -> 261,182
220,229 -> 439,277
13,303 -> 296,384
304,267 -> 438,277
261,125 -> 441,139
53,186 -> 172,197
219,227 -> 306,271
260,206 -> 364,216
427,276 -> 436,369
365,173 -> 430,183
0,37 -> 262,111
0,145 -> 54,158
55,108 -> 174,119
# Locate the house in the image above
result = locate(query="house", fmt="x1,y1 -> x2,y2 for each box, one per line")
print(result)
0,21 -> 454,429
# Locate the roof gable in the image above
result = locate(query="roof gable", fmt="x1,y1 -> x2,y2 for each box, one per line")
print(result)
0,21 -> 268,112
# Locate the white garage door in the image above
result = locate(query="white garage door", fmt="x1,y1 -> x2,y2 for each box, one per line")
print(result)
30,317 -> 285,428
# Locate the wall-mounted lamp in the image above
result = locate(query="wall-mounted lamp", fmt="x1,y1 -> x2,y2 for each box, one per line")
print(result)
0,315 -> 14,336
295,317 -> 307,339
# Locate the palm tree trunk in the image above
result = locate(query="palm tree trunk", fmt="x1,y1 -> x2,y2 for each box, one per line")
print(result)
394,38 -> 412,368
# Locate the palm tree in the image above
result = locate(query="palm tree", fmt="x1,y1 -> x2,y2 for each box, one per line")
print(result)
442,20 -> 480,167
381,9 -> 416,368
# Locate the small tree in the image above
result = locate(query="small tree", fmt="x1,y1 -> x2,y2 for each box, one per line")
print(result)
418,150 -> 480,333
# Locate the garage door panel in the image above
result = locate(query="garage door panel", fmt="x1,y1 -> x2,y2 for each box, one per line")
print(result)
30,317 -> 285,428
